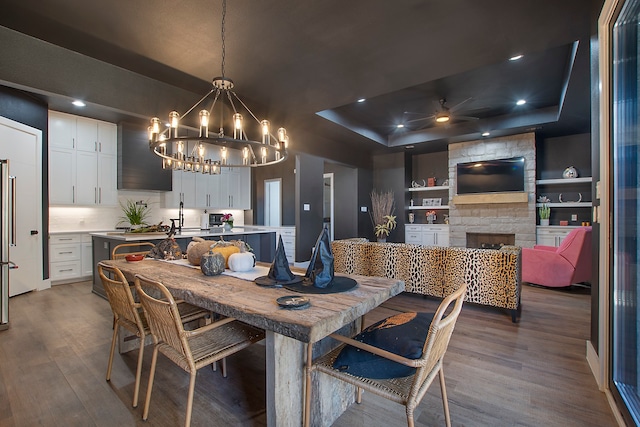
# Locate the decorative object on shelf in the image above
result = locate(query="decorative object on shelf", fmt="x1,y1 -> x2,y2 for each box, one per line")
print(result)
433,198 -> 442,206
147,0 -> 288,172
539,204 -> 550,226
408,213 -> 415,224
427,177 -> 436,187
425,210 -> 437,224
562,166 -> 579,179
443,214 -> 449,224
410,198 -> 414,207
222,213 -> 234,230
370,189 -> 396,241
558,193 -> 582,203
442,179 -> 449,186
559,220 -> 569,226
537,195 -> 551,204
422,198 -> 430,206
117,199 -> 150,230
411,179 -> 427,188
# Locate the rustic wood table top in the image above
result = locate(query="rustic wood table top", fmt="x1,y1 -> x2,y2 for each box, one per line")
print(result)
104,259 -> 404,343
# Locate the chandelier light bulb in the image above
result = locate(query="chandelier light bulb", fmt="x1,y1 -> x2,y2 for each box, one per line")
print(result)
169,111 -> 180,138
199,110 -> 210,137
242,146 -> 249,165
198,142 -> 205,158
261,146 -> 267,164
261,120 -> 270,145
234,113 -> 243,139
221,146 -> 227,165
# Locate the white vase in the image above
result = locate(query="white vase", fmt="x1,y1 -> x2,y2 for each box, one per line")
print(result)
223,223 -> 232,231
540,219 -> 550,226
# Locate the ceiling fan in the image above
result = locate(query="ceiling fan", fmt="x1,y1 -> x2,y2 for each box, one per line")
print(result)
403,98 -> 479,127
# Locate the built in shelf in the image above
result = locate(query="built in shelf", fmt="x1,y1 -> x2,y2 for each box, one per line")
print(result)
407,185 -> 449,192
406,205 -> 450,210
535,202 -> 592,208
536,177 -> 592,185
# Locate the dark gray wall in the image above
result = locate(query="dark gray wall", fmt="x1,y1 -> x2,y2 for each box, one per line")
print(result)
372,152 -> 406,243
0,85 -> 49,279
357,168 -> 374,239
324,162 -> 358,240
252,155 -> 296,226
295,154 -> 325,261
117,122 -> 172,191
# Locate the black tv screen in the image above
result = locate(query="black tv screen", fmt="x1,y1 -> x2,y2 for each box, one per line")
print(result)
456,157 -> 525,194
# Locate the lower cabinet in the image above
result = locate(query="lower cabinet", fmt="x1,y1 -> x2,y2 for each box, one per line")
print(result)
405,224 -> 449,247
536,226 -> 578,247
50,233 -> 93,283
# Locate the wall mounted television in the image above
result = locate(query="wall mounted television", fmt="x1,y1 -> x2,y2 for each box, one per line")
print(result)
456,156 -> 525,194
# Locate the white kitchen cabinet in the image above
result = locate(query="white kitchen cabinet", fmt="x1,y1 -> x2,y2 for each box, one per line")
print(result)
49,148 -> 76,204
81,235 -> 93,277
404,224 -> 449,247
48,111 -> 117,206
50,233 -> 93,283
536,226 -> 578,247
161,148 -> 251,210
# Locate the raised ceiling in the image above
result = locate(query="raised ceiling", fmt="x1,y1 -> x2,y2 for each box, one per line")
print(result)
0,0 -> 599,165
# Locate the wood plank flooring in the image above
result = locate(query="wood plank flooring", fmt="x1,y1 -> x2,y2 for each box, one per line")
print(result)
0,281 -> 616,426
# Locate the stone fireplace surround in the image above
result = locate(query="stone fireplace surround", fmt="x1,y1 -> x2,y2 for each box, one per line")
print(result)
448,133 -> 536,248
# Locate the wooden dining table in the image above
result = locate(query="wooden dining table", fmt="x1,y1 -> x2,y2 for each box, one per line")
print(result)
103,258 -> 404,427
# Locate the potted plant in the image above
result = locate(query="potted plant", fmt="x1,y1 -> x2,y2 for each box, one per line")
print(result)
118,199 -> 150,230
539,204 -> 551,226
370,190 -> 396,242
222,213 -> 234,231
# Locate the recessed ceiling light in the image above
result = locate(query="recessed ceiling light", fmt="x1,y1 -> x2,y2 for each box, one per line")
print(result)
405,145 -> 414,149
516,99 -> 526,106
357,98 -> 366,103
72,100 -> 86,107
481,132 -> 490,137
509,54 -> 523,61
396,124 -> 405,128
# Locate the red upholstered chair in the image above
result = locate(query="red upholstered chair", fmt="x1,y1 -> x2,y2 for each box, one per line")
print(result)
522,226 -> 592,287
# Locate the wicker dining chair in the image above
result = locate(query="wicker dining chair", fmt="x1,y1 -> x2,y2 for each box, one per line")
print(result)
97,262 -> 210,408
304,284 -> 467,427
134,274 -> 265,427
111,242 -> 156,260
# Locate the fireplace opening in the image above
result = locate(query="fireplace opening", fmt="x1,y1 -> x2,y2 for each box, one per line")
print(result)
466,233 -> 515,249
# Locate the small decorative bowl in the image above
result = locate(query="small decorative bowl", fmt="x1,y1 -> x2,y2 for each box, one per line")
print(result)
125,254 -> 145,262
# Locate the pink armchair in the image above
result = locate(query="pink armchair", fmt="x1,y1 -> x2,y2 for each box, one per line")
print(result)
522,226 -> 592,287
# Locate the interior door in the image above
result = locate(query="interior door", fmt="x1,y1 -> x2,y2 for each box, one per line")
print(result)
0,116 -> 44,296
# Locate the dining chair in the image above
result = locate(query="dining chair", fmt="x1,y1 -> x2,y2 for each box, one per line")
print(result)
304,284 -> 467,427
134,273 -> 265,427
111,242 -> 156,260
97,262 -> 210,408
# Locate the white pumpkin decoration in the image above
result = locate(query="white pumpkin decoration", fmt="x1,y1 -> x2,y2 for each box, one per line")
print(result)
228,252 -> 256,272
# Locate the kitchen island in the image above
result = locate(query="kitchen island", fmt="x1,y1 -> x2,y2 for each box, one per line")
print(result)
91,227 -> 276,298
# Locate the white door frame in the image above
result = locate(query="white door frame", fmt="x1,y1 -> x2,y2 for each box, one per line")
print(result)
264,178 -> 282,227
323,173 -> 334,240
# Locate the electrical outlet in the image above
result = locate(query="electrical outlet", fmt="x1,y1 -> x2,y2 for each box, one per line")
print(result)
571,214 -> 578,221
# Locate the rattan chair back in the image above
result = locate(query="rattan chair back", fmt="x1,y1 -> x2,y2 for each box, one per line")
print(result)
111,242 -> 156,260
134,274 -> 193,369
97,262 -> 146,336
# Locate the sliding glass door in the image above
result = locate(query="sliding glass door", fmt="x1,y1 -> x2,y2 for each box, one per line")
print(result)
610,0 -> 640,424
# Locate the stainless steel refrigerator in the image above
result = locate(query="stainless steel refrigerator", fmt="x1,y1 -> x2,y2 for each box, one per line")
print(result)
1,159 -> 17,330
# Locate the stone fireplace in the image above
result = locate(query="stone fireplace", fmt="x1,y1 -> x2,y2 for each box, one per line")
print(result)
466,232 -> 516,249
447,133 -> 536,248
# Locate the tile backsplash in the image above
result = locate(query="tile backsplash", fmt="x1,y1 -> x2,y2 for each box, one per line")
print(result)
49,191 -> 244,232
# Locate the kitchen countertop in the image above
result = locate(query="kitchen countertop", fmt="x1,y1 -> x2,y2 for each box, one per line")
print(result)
90,227 -> 275,242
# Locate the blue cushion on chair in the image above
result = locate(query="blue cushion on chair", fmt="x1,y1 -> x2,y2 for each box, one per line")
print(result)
332,312 -> 434,379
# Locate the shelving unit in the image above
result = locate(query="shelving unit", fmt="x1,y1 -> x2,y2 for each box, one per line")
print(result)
407,205 -> 450,210
407,185 -> 450,210
408,185 -> 449,192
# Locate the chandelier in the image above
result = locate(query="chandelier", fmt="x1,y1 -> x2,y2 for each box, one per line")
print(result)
147,0 -> 289,173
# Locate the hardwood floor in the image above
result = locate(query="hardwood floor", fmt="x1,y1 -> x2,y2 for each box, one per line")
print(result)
0,281 -> 616,426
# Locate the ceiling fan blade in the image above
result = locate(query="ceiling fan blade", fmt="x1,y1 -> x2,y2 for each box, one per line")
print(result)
449,97 -> 474,113
405,115 -> 435,124
454,115 -> 480,121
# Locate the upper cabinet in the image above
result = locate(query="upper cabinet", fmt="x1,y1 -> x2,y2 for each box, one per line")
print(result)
49,111 -> 117,206
161,149 -> 251,210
